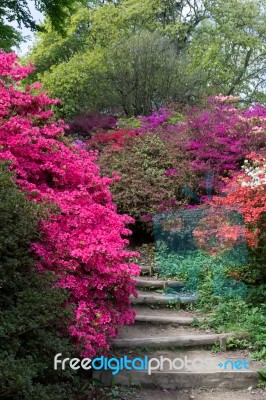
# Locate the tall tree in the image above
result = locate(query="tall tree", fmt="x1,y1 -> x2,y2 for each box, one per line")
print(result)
187,0 -> 266,102
26,0 -> 266,118
105,31 -> 181,115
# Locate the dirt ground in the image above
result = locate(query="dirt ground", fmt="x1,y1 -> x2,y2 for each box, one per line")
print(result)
132,387 -> 266,400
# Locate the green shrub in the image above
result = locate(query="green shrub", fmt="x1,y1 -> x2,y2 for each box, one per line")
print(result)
207,299 -> 266,359
117,116 -> 141,130
0,164 -> 83,400
99,132 -> 194,236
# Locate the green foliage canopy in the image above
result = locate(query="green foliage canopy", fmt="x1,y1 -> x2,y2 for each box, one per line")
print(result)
27,0 -> 266,118
0,0 -> 76,51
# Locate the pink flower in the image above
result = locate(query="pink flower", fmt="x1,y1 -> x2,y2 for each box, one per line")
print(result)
165,168 -> 177,177
0,51 -> 140,358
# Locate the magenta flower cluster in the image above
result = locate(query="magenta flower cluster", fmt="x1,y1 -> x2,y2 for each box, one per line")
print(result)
184,100 -> 266,191
136,108 -> 169,132
0,52 -> 140,357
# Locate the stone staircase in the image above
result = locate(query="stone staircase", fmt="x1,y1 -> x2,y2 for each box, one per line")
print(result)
94,265 -> 263,390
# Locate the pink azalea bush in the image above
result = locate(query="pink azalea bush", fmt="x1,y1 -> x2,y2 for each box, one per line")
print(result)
182,97 -> 266,192
136,108 -> 170,132
0,52 -> 139,357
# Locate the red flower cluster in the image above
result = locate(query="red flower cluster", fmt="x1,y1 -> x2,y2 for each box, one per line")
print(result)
89,129 -> 138,151
211,156 -> 266,248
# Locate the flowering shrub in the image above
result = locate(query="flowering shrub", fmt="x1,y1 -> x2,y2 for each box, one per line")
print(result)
0,52 -> 139,357
193,209 -> 245,257
90,97 -> 266,240
99,132 -> 195,235
89,108 -> 174,152
136,108 -> 170,132
0,163 -> 84,400
68,112 -> 117,139
213,155 -> 266,245
241,156 -> 266,188
89,129 -> 138,152
206,154 -> 266,279
179,97 -> 266,192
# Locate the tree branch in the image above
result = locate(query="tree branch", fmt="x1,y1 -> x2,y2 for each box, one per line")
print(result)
226,48 -> 253,95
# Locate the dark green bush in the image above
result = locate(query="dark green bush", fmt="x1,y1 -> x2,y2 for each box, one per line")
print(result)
99,132 -> 195,237
0,163 -> 83,400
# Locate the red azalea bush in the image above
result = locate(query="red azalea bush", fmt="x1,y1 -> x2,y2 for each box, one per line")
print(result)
193,209 -> 246,258
88,107 -> 174,153
211,154 -> 266,246
89,129 -> 139,151
0,52 -> 139,357
206,153 -> 266,279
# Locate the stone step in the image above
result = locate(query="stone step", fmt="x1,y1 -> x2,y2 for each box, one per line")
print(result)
110,370 -> 259,390
134,276 -> 184,289
110,331 -> 249,349
135,313 -> 204,325
94,349 -> 262,390
140,265 -> 153,275
131,290 -> 198,305
128,388 -> 266,400
134,307 -> 205,325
